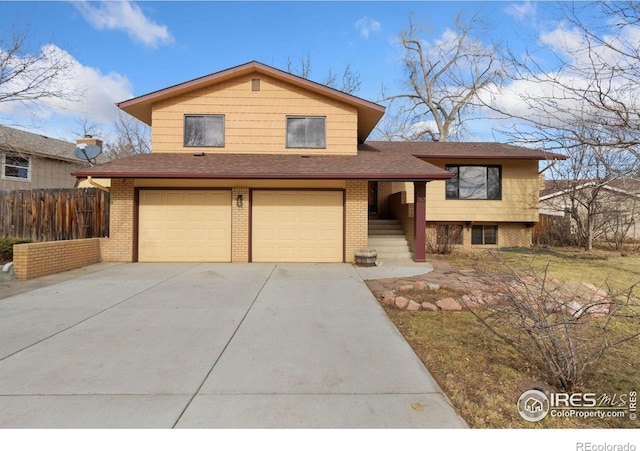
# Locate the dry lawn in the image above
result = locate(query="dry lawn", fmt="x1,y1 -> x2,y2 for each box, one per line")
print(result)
384,247 -> 640,428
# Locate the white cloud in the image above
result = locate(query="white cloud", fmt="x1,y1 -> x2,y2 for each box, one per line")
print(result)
74,0 -> 173,48
355,16 -> 381,39
0,44 -> 133,126
504,1 -> 537,22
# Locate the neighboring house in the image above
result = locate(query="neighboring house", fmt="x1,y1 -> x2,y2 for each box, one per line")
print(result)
540,178 -> 640,242
73,61 -> 562,264
0,124 -> 83,189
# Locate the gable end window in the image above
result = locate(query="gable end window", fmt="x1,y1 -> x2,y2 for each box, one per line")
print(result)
3,154 -> 30,180
445,165 -> 501,200
286,116 -> 326,148
184,115 -> 225,147
471,225 -> 498,245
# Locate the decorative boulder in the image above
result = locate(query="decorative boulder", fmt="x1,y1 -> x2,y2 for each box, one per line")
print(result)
421,302 -> 438,312
395,296 -> 410,309
436,297 -> 463,311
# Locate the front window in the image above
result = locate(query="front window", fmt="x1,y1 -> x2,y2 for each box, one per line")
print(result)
3,154 -> 30,180
471,225 -> 498,245
286,116 -> 326,148
446,165 -> 501,200
184,114 -> 225,147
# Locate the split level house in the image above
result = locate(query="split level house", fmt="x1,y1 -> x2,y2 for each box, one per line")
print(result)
74,61 -> 563,264
0,124 -> 82,190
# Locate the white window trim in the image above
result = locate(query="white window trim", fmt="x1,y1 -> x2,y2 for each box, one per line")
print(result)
2,153 -> 31,182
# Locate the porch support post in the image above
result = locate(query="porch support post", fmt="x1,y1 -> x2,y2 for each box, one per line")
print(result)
413,181 -> 426,262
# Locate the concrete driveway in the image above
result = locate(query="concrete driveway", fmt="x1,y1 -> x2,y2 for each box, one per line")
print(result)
0,263 -> 465,428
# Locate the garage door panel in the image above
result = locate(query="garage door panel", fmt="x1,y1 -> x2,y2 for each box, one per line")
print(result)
252,190 -> 343,263
138,190 -> 231,262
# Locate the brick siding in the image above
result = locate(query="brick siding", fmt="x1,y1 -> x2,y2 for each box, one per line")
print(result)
100,179 -> 135,262
425,221 -> 532,250
231,187 -> 249,262
345,180 -> 368,262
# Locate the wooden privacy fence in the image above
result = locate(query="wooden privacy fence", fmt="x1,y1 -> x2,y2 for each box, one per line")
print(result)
533,213 -> 573,247
0,188 -> 109,241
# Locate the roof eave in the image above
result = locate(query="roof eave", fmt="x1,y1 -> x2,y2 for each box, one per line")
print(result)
71,171 -> 451,181
415,153 -> 567,161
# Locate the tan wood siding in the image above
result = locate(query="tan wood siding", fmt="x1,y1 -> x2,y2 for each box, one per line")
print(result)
252,190 -> 343,262
151,74 -> 358,155
394,160 -> 540,222
138,190 -> 231,262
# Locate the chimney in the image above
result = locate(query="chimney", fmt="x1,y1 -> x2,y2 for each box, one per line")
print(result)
76,134 -> 103,151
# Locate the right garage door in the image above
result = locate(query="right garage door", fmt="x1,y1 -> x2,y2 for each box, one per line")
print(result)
252,190 -> 344,262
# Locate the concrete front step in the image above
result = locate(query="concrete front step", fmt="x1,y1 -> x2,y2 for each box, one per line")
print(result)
368,219 -> 401,225
368,229 -> 405,235
368,224 -> 404,231
368,218 -> 412,260
375,251 -> 414,260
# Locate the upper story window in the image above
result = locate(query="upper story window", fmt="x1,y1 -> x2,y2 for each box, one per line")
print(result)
445,165 -> 501,200
3,154 -> 30,181
184,114 -> 224,147
286,116 -> 326,148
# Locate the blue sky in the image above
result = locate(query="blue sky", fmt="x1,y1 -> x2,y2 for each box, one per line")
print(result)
0,1 -> 587,142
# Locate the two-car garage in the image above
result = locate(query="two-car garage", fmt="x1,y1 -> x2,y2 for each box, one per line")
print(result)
137,189 -> 344,263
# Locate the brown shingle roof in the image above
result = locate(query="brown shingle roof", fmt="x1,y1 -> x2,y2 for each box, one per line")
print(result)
73,141 -> 567,181
363,141 -> 567,160
72,147 -> 453,181
541,178 -> 640,198
0,124 -> 77,163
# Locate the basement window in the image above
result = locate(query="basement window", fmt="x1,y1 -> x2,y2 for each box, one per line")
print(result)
184,114 -> 225,147
471,225 -> 498,245
2,154 -> 30,181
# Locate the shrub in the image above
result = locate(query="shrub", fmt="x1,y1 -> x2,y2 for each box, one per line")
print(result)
461,252 -> 640,391
426,224 -> 463,255
0,238 -> 32,261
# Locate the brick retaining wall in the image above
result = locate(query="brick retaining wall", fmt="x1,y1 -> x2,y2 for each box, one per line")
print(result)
13,238 -> 102,280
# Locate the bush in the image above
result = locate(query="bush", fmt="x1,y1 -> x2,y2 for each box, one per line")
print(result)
461,252 -> 640,391
0,238 -> 32,261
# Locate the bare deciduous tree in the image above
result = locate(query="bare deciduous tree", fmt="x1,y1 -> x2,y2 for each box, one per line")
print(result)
285,52 -> 361,95
0,25 -> 78,115
542,137 -> 637,250
104,112 -> 151,160
493,2 -> 640,159
380,12 -> 508,142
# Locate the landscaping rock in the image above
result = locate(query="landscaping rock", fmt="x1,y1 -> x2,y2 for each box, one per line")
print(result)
459,294 -> 473,308
399,284 -> 415,292
413,281 -> 428,291
407,300 -> 421,311
421,302 -> 438,312
395,296 -> 409,309
436,297 -> 463,311
381,291 -> 396,306
427,282 -> 440,291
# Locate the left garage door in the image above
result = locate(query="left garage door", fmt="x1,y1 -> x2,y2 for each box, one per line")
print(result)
138,190 -> 231,262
